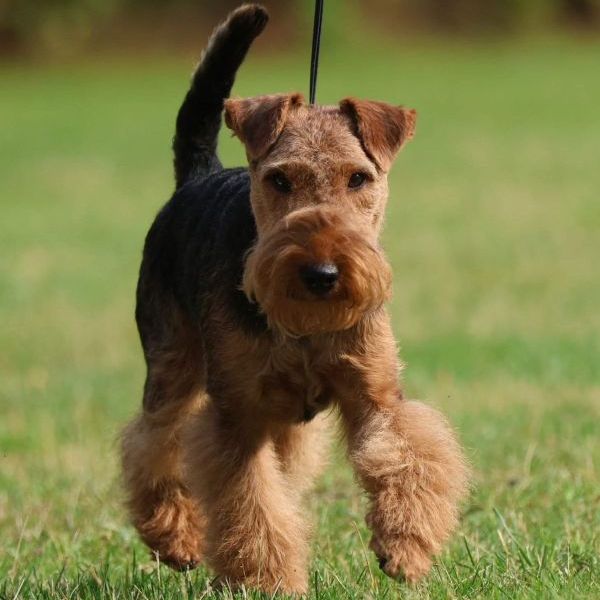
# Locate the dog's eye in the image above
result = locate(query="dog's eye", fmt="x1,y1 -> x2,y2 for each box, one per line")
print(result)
268,171 -> 292,194
348,172 -> 368,189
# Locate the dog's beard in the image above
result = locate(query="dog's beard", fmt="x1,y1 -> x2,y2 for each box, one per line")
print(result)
243,208 -> 392,337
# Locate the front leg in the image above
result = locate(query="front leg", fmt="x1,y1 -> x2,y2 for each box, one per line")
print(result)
335,316 -> 470,583
183,403 -> 310,594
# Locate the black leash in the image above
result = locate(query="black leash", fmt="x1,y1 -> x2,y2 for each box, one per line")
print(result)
309,0 -> 325,105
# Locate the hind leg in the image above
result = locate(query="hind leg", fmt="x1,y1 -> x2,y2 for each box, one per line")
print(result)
121,313 -> 206,570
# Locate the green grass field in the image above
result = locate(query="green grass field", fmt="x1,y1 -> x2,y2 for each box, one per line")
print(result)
1,36 -> 599,598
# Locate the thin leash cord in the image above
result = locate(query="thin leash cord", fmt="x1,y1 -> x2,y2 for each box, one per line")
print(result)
309,0 -> 325,105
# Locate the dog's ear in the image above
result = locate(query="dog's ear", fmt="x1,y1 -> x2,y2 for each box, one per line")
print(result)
339,98 -> 417,171
224,93 -> 304,159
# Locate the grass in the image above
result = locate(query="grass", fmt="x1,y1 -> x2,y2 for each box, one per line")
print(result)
1,34 -> 600,598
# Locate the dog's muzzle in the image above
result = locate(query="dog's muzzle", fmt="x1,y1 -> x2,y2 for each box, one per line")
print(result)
243,207 -> 392,336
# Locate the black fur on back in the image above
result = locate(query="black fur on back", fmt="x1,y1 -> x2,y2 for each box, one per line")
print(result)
136,6 -> 271,353
137,170 -> 267,340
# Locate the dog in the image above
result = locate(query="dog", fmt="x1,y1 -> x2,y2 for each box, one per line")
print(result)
120,4 -> 470,594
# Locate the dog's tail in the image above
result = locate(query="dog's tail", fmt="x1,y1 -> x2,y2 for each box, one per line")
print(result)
173,4 -> 269,188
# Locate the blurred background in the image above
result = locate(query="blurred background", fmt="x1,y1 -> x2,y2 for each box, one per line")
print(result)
1,1 -> 599,598
1,0 -> 600,57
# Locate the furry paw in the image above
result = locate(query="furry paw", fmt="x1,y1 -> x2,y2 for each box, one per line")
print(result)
154,545 -> 201,572
144,521 -> 203,572
135,485 -> 204,571
370,533 -> 432,583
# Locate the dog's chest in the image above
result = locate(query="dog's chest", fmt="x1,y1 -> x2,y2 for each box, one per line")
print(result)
257,341 -> 333,422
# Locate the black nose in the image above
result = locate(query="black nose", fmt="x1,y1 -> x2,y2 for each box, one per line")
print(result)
300,263 -> 339,296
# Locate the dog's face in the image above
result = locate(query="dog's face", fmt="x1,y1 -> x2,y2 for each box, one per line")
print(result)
225,94 -> 416,336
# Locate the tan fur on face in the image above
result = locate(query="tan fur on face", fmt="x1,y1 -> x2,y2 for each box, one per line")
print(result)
244,101 -> 393,235
228,98 -> 410,336
243,205 -> 392,336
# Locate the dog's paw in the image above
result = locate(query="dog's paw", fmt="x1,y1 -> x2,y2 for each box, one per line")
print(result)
136,487 -> 204,572
370,533 -> 432,584
146,528 -> 203,572
155,546 -> 201,572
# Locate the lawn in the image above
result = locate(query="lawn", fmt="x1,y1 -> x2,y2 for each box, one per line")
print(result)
1,35 -> 599,598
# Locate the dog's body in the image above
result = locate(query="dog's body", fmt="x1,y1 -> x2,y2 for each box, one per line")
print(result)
137,169 -> 264,341
121,4 -> 469,593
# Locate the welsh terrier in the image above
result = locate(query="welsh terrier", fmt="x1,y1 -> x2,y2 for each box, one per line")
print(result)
121,4 -> 469,594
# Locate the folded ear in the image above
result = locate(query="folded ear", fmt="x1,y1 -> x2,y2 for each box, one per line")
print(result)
339,98 -> 417,171
224,93 -> 304,159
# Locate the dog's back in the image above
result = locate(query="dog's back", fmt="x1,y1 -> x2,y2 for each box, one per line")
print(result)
138,168 -> 266,337
136,5 -> 269,346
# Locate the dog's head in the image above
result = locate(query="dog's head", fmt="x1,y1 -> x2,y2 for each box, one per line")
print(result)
225,94 -> 416,336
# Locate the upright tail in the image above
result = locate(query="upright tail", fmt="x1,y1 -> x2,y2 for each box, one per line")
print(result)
173,4 -> 269,188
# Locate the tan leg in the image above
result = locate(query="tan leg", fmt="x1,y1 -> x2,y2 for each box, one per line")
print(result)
183,404 -> 310,594
274,412 -> 332,495
336,315 -> 470,582
120,339 -> 206,570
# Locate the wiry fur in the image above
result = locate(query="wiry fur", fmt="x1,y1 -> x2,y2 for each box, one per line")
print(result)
120,3 -> 470,594
243,206 -> 392,336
